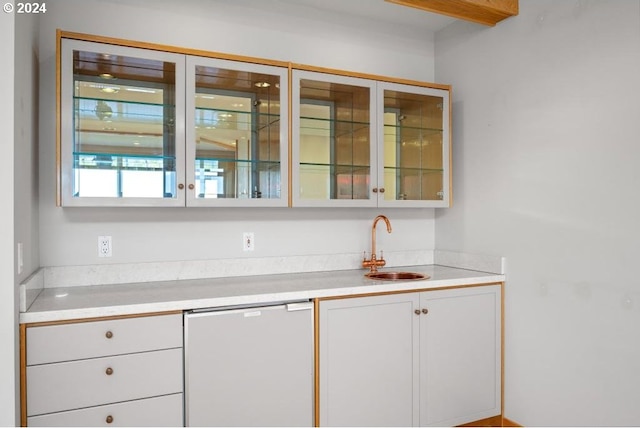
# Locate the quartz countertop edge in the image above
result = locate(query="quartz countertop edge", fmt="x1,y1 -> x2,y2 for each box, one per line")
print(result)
20,265 -> 505,324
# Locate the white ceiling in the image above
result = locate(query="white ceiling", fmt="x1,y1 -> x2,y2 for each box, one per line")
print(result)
104,0 -> 457,37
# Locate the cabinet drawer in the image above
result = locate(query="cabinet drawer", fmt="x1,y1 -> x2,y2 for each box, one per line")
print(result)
27,393 -> 183,427
27,313 -> 182,365
27,348 -> 183,416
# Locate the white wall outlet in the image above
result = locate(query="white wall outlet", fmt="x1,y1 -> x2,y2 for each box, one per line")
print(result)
17,242 -> 24,274
243,232 -> 255,252
98,236 -> 112,257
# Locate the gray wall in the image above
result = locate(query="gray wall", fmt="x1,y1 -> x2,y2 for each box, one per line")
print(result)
15,16 -> 40,285
37,0 -> 437,268
1,9 -> 16,427
435,0 -> 640,425
3,11 -> 40,425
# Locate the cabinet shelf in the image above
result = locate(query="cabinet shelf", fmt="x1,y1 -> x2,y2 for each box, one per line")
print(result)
384,124 -> 443,136
300,116 -> 370,138
75,95 -> 169,109
195,108 -> 281,132
73,152 -> 175,171
300,162 -> 370,175
196,157 -> 281,170
383,166 -> 444,173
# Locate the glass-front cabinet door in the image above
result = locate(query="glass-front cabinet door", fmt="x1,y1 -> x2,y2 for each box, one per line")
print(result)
186,57 -> 288,207
60,39 -> 185,206
377,82 -> 450,207
292,71 -> 377,207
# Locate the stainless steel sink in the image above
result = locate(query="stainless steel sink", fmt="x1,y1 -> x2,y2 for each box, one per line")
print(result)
365,272 -> 430,281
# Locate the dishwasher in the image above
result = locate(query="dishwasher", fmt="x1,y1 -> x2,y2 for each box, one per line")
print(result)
184,300 -> 314,427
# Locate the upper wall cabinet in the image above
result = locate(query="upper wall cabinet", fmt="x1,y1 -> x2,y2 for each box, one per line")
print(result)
60,34 -> 449,208
291,71 -> 377,207
292,70 -> 450,208
185,57 -> 288,207
61,39 -> 186,207
378,82 -> 450,208
60,39 -> 289,207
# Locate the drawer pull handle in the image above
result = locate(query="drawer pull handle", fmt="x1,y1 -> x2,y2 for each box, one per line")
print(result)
105,367 -> 114,376
422,308 -> 429,314
414,309 -> 420,315
106,415 -> 114,424
105,331 -> 113,339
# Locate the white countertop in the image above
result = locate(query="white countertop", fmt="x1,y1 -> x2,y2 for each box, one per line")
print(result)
20,265 -> 504,324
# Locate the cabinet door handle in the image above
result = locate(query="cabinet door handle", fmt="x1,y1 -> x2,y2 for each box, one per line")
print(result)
105,331 -> 113,339
372,188 -> 378,193
106,415 -> 114,424
178,183 -> 185,190
188,184 -> 195,190
379,188 -> 386,193
105,367 -> 114,376
414,309 -> 421,315
422,308 -> 429,314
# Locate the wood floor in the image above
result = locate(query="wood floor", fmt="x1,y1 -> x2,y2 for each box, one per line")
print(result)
460,415 -> 522,427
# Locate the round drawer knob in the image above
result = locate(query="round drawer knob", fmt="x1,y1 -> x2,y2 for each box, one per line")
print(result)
105,367 -> 114,376
422,308 -> 429,314
106,415 -> 114,424
414,309 -> 421,315
178,183 -> 185,190
188,184 -> 195,190
379,188 -> 386,193
372,188 -> 378,193
105,331 -> 113,339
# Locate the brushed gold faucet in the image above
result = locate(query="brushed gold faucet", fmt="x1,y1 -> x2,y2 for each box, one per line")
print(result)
362,215 -> 392,274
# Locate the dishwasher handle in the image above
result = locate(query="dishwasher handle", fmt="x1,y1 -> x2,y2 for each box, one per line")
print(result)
286,302 -> 313,312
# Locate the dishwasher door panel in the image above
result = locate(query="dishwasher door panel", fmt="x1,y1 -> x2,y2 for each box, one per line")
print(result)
184,303 -> 314,427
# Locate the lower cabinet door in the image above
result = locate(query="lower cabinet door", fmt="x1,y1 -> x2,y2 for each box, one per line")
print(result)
318,293 -> 420,427
419,285 -> 502,427
27,393 -> 183,427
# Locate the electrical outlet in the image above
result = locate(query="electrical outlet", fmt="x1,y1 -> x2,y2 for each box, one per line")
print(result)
243,232 -> 255,252
98,236 -> 112,257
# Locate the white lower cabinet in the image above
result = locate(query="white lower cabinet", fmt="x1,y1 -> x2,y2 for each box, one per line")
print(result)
318,284 -> 502,427
25,313 -> 184,427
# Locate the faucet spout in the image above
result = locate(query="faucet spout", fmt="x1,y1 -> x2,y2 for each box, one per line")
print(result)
363,215 -> 392,273
371,215 -> 392,259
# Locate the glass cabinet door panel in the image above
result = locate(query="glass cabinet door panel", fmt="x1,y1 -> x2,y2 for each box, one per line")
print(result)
186,57 -> 288,206
60,39 -> 185,206
293,71 -> 377,207
379,84 -> 450,206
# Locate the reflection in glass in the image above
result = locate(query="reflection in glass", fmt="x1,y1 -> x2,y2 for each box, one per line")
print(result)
72,50 -> 177,199
383,90 -> 444,201
193,66 -> 281,199
298,79 -> 371,200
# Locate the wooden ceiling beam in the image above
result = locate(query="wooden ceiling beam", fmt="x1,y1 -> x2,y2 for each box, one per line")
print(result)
385,0 -> 518,26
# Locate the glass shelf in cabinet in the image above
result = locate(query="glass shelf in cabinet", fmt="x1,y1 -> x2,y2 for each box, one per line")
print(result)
300,162 -> 370,175
196,157 -> 281,171
73,152 -> 176,171
300,118 -> 370,137
383,166 -> 444,173
383,123 -> 443,135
